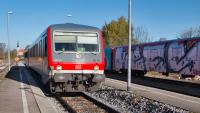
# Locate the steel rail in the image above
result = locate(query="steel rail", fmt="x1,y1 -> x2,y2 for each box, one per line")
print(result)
56,92 -> 121,113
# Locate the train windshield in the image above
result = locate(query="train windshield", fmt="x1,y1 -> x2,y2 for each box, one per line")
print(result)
54,32 -> 99,53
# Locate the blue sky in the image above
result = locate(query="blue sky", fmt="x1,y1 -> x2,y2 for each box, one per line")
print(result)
0,0 -> 200,49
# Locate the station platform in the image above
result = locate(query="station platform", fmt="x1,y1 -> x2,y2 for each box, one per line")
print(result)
0,63 -> 57,113
104,77 -> 200,113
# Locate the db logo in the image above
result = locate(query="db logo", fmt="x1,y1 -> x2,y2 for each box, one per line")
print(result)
75,65 -> 82,69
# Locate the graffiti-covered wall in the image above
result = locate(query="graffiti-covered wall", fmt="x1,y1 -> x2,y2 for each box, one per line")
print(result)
111,38 -> 200,76
167,40 -> 200,75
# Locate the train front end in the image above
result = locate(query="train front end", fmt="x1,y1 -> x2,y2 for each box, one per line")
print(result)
48,24 -> 105,93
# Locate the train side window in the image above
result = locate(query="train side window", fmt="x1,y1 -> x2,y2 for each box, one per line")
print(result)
38,43 -> 39,57
37,41 -> 40,57
41,39 -> 43,57
37,43 -> 39,57
45,36 -> 47,57
35,44 -> 37,57
42,39 -> 44,57
41,40 -> 43,57
39,42 -> 40,57
34,45 -> 36,57
40,40 -> 42,57
38,42 -> 40,57
31,47 -> 32,57
33,46 -> 35,57
36,44 -> 38,57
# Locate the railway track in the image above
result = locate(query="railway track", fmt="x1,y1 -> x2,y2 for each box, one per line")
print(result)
27,67 -> 120,113
56,92 -> 121,113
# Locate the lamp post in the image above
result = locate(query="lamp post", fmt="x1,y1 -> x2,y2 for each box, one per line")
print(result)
67,14 -> 72,23
67,14 -> 72,17
7,11 -> 13,71
127,0 -> 132,91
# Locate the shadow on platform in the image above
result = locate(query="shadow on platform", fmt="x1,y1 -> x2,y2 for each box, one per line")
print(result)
4,66 -> 51,97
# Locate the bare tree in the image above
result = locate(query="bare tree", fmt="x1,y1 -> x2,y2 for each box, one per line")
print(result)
133,26 -> 151,44
179,26 -> 200,38
179,28 -> 193,38
193,26 -> 200,37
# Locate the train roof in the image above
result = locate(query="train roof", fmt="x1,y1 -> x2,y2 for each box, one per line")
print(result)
28,23 -> 100,49
136,37 -> 200,47
49,23 -> 100,32
112,37 -> 200,49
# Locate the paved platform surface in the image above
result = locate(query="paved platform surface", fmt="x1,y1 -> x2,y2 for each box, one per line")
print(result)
104,78 -> 200,113
0,63 -> 57,113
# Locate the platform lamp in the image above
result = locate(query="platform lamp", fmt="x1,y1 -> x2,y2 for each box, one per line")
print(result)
7,11 -> 13,71
67,14 -> 72,23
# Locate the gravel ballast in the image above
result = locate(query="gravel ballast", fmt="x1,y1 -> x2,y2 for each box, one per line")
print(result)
89,85 -> 190,113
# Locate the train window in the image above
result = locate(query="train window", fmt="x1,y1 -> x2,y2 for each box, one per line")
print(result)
40,40 -> 42,57
39,42 -> 40,57
38,42 -> 40,57
44,36 -> 47,57
34,45 -> 36,57
31,48 -> 32,57
41,39 -> 44,57
54,35 -> 76,52
34,46 -> 35,57
34,46 -> 36,57
53,32 -> 99,53
77,36 -> 98,52
36,44 -> 38,57
38,43 -> 39,57
33,46 -> 34,57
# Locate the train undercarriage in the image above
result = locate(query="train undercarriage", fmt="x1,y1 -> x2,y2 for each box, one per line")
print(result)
49,73 -> 105,93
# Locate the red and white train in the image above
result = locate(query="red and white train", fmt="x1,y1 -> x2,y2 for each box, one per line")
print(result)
25,23 -> 105,93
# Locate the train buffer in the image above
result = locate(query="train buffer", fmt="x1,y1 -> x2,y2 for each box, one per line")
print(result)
0,62 -> 57,113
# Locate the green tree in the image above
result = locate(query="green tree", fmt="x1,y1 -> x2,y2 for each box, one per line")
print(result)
102,16 -> 130,47
102,16 -> 150,47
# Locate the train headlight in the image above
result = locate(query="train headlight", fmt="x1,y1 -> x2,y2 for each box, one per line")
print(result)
57,65 -> 62,71
94,66 -> 99,71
